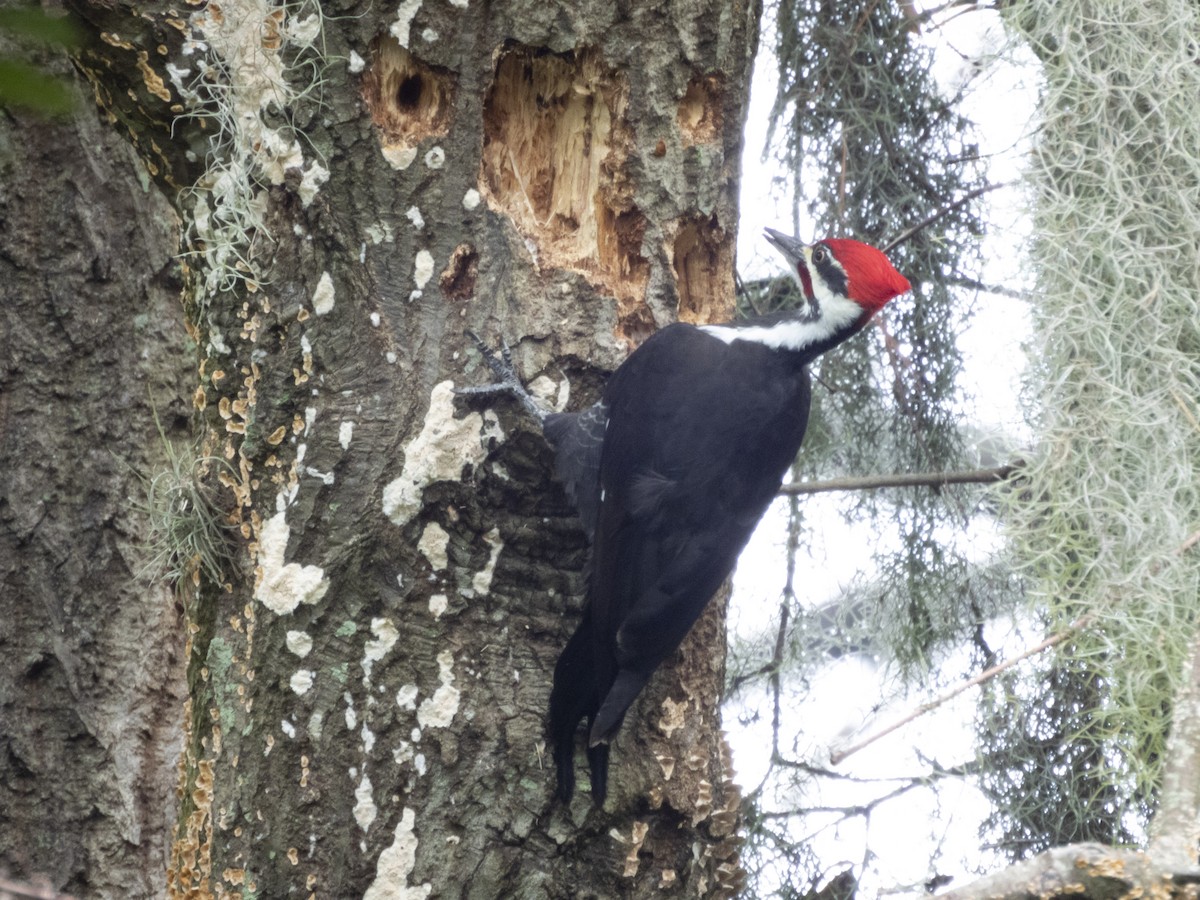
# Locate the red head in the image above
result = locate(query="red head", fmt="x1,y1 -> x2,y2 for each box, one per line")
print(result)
818,238 -> 912,313
764,228 -> 911,319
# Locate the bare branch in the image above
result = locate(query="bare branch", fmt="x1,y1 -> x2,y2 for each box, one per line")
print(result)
1147,529 -> 1200,867
778,463 -> 1020,496
944,276 -> 1030,301
829,614 -> 1093,765
1149,629 -> 1200,870
883,182 -> 1010,254
938,843 -> 1200,900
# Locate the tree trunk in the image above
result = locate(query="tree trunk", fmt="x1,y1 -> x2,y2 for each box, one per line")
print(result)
50,0 -> 760,895
0,58 -> 191,898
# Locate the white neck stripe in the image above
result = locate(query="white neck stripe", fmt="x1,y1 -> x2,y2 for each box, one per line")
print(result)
699,291 -> 864,351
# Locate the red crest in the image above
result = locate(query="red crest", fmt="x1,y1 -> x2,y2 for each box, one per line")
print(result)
822,239 -> 911,311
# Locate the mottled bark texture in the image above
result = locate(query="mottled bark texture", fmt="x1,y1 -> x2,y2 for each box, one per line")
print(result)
0,60 -> 191,900
59,0 -> 760,896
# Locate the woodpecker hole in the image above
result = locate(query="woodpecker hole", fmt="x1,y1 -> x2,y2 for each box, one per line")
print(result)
480,44 -> 650,337
439,243 -> 478,301
677,74 -> 722,146
395,74 -> 423,109
362,37 -> 456,152
672,215 -> 734,324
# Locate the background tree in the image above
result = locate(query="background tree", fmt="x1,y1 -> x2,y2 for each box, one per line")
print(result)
0,30 -> 190,898
2,0 -> 759,897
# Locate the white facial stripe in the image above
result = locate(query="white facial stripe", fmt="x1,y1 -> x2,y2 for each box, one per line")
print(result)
699,293 -> 863,350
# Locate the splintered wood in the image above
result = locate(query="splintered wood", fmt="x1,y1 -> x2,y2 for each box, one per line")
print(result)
480,45 -> 650,340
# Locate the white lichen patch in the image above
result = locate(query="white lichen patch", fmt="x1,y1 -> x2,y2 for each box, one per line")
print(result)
382,145 -> 418,170
362,617 -> 399,682
389,0 -> 423,48
396,683 -> 419,710
366,221 -> 395,244
418,522 -> 450,570
286,630 -> 313,657
382,381 -> 501,526
421,27 -> 438,42
471,528 -> 503,595
290,669 -> 315,695
285,12 -> 321,45
424,146 -> 445,169
416,650 -> 460,729
405,206 -> 425,230
305,466 -> 334,485
462,188 -> 481,210
393,741 -> 413,765
255,511 -> 329,614
339,420 -> 355,450
353,772 -> 377,832
363,808 -> 431,900
298,160 -> 329,207
529,374 -> 569,412
312,271 -> 335,315
428,593 -> 448,618
413,250 -> 434,289
348,49 -> 365,73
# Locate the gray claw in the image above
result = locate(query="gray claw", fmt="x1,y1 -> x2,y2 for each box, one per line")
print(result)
457,332 -> 548,423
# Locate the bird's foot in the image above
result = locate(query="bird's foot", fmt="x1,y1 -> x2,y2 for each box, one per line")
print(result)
456,331 -> 548,423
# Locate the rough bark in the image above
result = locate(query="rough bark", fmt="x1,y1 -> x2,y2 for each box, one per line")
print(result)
0,58 -> 191,900
60,0 -> 760,897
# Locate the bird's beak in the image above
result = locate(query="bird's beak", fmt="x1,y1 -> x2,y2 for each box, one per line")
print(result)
763,228 -> 808,266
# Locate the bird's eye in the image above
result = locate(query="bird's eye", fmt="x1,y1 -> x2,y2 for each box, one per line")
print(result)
812,245 -> 828,265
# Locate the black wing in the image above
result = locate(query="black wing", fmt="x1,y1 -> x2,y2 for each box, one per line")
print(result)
543,402 -> 608,539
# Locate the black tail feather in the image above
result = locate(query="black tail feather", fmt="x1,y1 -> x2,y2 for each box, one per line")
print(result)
585,742 -> 609,803
549,614 -> 609,803
589,668 -> 648,748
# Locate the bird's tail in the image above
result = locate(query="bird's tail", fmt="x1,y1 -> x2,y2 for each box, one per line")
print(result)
549,614 -> 610,803
588,668 -> 649,748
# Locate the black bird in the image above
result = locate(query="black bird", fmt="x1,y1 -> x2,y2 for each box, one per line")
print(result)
461,229 -> 911,803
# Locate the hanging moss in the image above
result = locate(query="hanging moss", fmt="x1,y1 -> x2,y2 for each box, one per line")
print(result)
993,0 -> 1200,850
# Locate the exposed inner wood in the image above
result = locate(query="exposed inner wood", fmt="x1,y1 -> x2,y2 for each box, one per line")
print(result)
672,214 -> 733,325
480,44 -> 650,342
677,74 -> 722,145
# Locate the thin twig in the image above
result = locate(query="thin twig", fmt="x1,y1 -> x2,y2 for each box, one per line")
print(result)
778,464 -> 1019,496
883,182 -> 1009,253
829,615 -> 1094,765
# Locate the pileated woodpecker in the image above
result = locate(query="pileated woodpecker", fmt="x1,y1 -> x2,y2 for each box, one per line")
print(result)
461,229 -> 910,803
